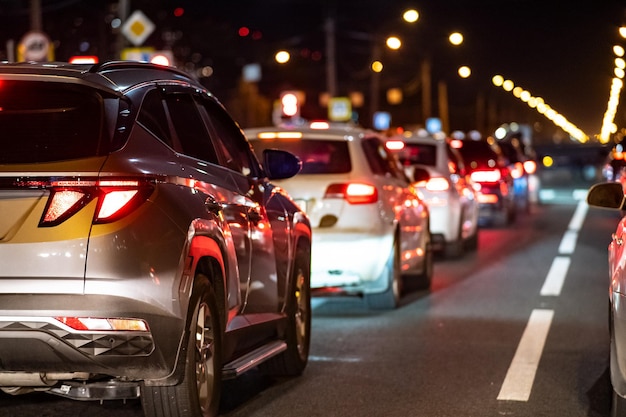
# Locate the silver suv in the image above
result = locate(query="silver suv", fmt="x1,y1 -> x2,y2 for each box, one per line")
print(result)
0,61 -> 312,417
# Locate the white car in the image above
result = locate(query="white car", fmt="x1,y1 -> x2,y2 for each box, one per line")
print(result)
386,130 -> 479,258
246,122 -> 433,309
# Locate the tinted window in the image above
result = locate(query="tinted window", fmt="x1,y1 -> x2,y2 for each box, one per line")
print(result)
137,89 -> 172,148
456,140 -> 502,169
251,138 -> 351,174
165,94 -> 219,164
199,97 -> 260,177
362,137 -> 407,181
0,81 -> 107,163
396,143 -> 437,166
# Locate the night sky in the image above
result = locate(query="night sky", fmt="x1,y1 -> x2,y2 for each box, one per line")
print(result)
0,0 -> 624,136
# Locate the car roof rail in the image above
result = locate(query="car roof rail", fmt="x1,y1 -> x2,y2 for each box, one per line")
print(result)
89,61 -> 192,79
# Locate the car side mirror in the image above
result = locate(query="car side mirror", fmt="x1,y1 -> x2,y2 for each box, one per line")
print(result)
587,182 -> 625,210
412,167 -> 431,183
263,148 -> 302,180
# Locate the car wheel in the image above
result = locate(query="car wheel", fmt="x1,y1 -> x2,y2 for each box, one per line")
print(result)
260,245 -> 311,376
141,277 -> 222,417
366,239 -> 401,310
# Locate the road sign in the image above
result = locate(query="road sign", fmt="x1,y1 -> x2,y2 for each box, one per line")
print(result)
18,31 -> 53,62
328,97 -> 352,121
121,47 -> 155,62
121,10 -> 155,46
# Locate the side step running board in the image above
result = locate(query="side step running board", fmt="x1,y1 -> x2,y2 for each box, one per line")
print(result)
222,340 -> 287,380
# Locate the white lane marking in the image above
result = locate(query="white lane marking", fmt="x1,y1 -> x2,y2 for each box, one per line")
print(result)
572,189 -> 589,201
498,199 -> 588,403
558,201 -> 587,254
308,355 -> 362,363
497,309 -> 555,402
558,231 -> 578,254
540,256 -> 571,296
568,201 -> 588,231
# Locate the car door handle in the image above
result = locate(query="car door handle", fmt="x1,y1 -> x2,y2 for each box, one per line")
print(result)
613,233 -> 623,246
205,196 -> 222,214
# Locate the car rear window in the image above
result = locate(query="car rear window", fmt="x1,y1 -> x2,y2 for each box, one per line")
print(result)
251,138 -> 351,174
0,81 -> 108,163
395,143 -> 437,166
456,140 -> 501,168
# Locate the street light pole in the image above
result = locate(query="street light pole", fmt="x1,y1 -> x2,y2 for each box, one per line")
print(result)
324,16 -> 338,98
421,57 -> 432,121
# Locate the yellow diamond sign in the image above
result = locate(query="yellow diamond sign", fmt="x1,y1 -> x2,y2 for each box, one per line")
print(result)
121,10 -> 155,46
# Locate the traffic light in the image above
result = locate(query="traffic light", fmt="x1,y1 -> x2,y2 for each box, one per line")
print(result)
280,91 -> 300,117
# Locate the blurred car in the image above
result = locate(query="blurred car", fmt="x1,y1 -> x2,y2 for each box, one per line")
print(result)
453,137 -> 516,227
498,138 -> 536,212
0,61 -> 312,417
586,182 -> 626,416
386,130 -> 479,258
246,122 -> 433,309
602,142 -> 626,183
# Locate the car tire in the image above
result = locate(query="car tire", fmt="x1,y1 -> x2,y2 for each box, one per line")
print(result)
141,277 -> 222,417
366,239 -> 401,310
260,245 -> 311,376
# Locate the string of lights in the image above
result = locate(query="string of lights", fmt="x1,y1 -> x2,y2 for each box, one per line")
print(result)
491,75 -> 589,143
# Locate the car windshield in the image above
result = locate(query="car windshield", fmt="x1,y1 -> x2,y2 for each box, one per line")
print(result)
0,80 -> 108,163
395,143 -> 437,166
251,138 -> 351,174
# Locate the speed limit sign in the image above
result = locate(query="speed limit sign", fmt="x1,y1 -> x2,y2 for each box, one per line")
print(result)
18,31 -> 52,62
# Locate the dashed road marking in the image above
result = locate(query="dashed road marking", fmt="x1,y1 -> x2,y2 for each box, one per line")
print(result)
497,309 -> 555,402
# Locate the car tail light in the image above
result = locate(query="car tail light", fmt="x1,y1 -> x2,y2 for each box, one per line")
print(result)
55,316 -> 149,331
478,193 -> 499,204
470,169 -> 501,183
523,160 -> 537,174
424,177 -> 450,192
509,162 -> 524,179
385,140 -> 405,151
39,178 -> 154,227
324,182 -> 378,204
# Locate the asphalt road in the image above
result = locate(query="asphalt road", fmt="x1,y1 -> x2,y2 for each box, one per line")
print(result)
0,182 -> 616,417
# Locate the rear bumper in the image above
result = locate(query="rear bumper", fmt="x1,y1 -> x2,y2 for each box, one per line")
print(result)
0,293 -> 184,382
310,230 -> 393,293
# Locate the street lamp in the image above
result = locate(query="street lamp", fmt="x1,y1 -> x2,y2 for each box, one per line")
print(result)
403,9 -> 419,24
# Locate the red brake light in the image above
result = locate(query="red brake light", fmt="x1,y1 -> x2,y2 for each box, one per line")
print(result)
470,169 -> 501,183
39,178 -> 153,227
324,182 -> 378,204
